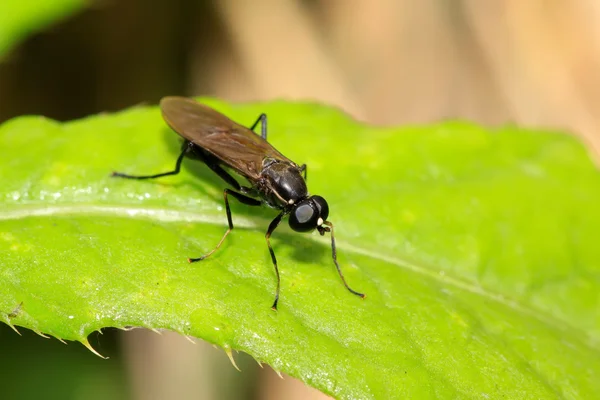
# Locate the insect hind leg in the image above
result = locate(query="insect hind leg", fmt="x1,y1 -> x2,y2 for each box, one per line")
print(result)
111,141 -> 193,180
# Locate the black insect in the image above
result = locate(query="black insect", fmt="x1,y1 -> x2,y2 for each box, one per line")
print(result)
112,96 -> 365,310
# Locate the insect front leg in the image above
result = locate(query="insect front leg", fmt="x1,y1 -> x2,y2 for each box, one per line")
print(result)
265,212 -> 284,310
112,141 -> 193,180
321,221 -> 365,299
188,189 -> 261,262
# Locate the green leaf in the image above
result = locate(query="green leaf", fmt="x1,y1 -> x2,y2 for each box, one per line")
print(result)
1,99 -> 599,399
0,0 -> 86,58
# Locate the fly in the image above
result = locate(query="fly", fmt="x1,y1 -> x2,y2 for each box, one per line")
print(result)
112,96 -> 365,310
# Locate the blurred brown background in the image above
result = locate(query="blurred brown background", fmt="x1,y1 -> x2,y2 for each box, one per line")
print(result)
1,0 -> 599,399
2,0 -> 600,153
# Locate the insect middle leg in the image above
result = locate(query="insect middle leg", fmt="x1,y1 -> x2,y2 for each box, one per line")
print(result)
188,189 -> 261,262
249,113 -> 268,139
111,141 -> 193,179
299,164 -> 307,180
265,212 -> 285,310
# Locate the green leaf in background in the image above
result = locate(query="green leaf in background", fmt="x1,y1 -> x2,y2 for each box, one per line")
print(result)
0,0 -> 87,58
1,100 -> 599,399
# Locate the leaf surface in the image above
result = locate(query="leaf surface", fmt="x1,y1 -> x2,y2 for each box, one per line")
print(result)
1,100 -> 599,399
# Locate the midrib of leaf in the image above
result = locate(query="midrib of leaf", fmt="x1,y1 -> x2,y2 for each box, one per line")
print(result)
1,202 -> 596,353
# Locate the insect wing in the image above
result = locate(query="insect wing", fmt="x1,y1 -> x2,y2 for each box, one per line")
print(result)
160,97 -> 292,180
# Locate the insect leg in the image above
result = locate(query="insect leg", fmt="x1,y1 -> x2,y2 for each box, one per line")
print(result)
112,141 -> 193,180
203,161 -> 255,196
299,164 -> 307,180
249,113 -> 268,139
188,189 -> 261,263
322,221 -> 365,299
202,156 -> 243,191
265,212 -> 285,310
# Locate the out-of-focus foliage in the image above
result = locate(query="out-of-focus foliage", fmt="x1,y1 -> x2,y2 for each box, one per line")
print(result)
0,0 -> 86,58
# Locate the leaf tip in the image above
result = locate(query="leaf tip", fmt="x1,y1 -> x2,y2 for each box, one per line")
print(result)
6,322 -> 21,336
4,302 -> 23,334
119,326 -> 135,331
184,335 -> 196,344
33,329 -> 50,339
224,348 -> 241,371
81,339 -> 108,359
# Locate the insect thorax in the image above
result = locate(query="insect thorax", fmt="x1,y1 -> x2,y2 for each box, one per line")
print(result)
260,159 -> 308,208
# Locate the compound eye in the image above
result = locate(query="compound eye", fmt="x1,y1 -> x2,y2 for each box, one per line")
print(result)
311,195 -> 329,222
289,201 -> 319,232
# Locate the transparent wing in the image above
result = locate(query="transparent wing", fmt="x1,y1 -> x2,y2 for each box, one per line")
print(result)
160,97 -> 294,180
